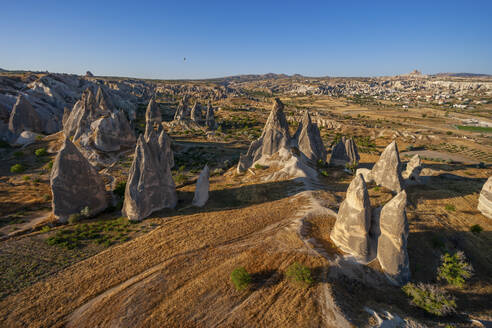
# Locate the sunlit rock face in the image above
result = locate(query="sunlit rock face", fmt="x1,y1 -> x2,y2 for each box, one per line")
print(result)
50,138 -> 108,223
377,190 -> 410,286
331,174 -> 373,262
237,98 -> 291,172
122,128 -> 177,221
478,176 -> 492,219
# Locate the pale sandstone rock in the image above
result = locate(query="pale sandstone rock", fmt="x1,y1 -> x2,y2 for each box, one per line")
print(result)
478,176 -> 492,219
192,165 -> 210,207
331,174 -> 373,262
237,98 -> 291,172
377,191 -> 410,285
370,141 -> 403,192
122,129 -> 177,221
50,138 -> 108,223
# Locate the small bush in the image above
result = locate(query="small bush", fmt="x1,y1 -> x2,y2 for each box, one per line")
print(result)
10,164 -> 26,173
46,161 -> 53,170
13,151 -> 24,158
437,251 -> 473,287
254,163 -> 268,170
34,148 -> 47,157
402,283 -> 456,316
22,175 -> 30,181
41,225 -> 51,233
320,170 -> 329,177
286,262 -> 313,287
469,224 -> 483,235
444,204 -> 456,211
113,181 -> 126,197
230,267 -> 251,291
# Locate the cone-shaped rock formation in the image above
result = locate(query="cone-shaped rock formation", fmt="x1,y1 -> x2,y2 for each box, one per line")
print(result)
50,138 -> 108,223
205,103 -> 217,130
296,111 -> 327,162
145,97 -> 162,126
122,129 -> 177,221
190,102 -> 203,124
331,174 -> 373,262
377,190 -> 410,285
192,165 -> 210,207
403,154 -> 422,182
329,137 -> 360,166
237,98 -> 291,172
370,141 -> 403,192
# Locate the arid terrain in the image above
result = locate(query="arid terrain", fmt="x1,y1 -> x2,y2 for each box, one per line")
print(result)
0,70 -> 491,327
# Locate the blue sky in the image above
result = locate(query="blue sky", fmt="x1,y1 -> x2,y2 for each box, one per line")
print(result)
1,0 -> 491,79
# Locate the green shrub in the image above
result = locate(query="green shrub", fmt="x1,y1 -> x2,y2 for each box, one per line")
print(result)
13,151 -> 24,158
230,267 -> 251,291
402,283 -> 456,316
113,181 -> 126,197
10,164 -> 26,173
286,262 -> 313,287
437,251 -> 473,287
22,175 -> 30,181
47,160 -> 53,170
41,225 -> 51,233
444,204 -> 455,211
254,163 -> 268,170
34,148 -> 47,157
469,224 -> 483,235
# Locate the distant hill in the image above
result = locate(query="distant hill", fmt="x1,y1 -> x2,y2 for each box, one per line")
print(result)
433,72 -> 491,78
0,68 -> 8,72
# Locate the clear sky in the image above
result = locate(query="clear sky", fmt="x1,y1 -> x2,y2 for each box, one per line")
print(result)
1,0 -> 491,79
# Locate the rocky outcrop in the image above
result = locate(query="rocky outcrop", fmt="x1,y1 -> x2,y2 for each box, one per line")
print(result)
122,129 -> 177,221
50,138 -> 108,223
64,86 -> 135,153
331,174 -> 373,262
192,165 -> 210,207
8,95 -> 43,136
329,137 -> 359,166
403,154 -> 422,182
237,98 -> 291,172
376,191 -> 410,285
478,176 -> 492,219
190,102 -> 203,124
145,97 -> 162,126
173,96 -> 189,121
370,141 -> 403,192
91,111 -> 136,152
296,111 -> 327,162
205,103 -> 217,130
157,126 -> 174,169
